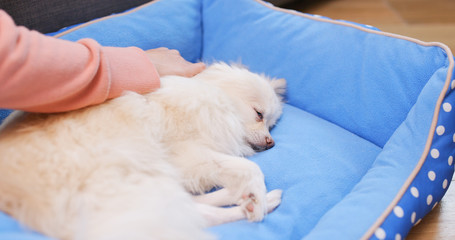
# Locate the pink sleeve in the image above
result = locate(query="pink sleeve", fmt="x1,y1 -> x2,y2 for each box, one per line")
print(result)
0,10 -> 160,113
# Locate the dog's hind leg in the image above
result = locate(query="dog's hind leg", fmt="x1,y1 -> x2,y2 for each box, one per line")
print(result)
194,188 -> 282,208
193,188 -> 237,207
195,190 -> 282,226
196,203 -> 244,226
76,173 -> 213,240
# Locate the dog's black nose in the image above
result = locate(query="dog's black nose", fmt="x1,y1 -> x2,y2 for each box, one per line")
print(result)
265,137 -> 275,149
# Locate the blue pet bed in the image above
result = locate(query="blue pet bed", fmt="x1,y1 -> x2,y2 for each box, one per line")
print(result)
1,0 -> 454,239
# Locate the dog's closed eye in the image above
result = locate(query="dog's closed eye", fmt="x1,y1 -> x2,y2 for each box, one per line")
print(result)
255,109 -> 263,121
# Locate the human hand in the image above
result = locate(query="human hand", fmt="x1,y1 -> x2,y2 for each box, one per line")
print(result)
145,47 -> 206,77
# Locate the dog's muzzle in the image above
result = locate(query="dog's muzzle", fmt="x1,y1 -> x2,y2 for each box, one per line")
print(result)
250,137 -> 275,152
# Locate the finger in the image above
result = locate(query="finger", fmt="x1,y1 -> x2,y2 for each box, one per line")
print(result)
195,62 -> 206,70
169,49 -> 180,55
184,64 -> 204,77
189,62 -> 206,76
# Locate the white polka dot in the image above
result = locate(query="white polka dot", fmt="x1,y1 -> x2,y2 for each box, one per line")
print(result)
431,149 -> 440,159
393,206 -> 404,218
411,212 -> 416,223
433,202 -> 439,210
415,218 -> 422,226
443,179 -> 449,189
453,133 -> 455,143
436,125 -> 445,135
449,156 -> 454,166
428,171 -> 436,181
395,233 -> 402,240
411,187 -> 419,198
375,228 -> 386,240
452,80 -> 455,90
443,102 -> 452,112
427,194 -> 433,205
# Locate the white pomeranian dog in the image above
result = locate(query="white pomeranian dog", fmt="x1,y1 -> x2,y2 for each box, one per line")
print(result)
0,63 -> 286,240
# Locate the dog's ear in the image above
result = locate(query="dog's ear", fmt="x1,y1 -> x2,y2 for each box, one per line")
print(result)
270,78 -> 286,97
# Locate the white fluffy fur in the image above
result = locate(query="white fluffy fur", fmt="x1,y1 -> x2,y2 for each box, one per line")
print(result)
0,63 -> 286,240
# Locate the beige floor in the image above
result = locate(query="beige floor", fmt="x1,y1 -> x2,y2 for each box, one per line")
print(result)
283,0 -> 455,239
284,0 -> 455,51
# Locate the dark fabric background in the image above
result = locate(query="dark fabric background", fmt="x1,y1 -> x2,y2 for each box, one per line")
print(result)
0,0 -> 153,33
0,0 -> 294,34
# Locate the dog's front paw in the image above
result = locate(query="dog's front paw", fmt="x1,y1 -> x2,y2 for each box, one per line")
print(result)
231,161 -> 270,222
240,192 -> 266,222
239,189 -> 283,221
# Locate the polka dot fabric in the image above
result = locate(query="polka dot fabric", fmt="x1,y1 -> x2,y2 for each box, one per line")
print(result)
371,71 -> 455,240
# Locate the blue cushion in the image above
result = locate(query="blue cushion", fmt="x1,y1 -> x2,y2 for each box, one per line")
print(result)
1,0 -> 454,239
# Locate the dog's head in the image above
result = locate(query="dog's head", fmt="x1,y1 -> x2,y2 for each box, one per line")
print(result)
195,63 -> 286,153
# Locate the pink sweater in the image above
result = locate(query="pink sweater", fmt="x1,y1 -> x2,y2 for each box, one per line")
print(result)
0,10 -> 160,113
